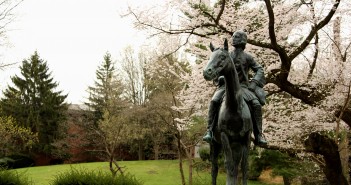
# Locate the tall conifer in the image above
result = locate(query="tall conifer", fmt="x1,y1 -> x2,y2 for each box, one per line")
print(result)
86,52 -> 123,123
0,51 -> 67,154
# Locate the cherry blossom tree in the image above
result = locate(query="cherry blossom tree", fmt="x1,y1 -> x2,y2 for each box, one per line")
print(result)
126,0 -> 346,140
141,35 -> 198,185
125,0 -> 351,183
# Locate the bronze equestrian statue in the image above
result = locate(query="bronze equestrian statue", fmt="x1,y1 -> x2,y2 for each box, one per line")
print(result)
202,31 -> 267,185
203,30 -> 267,146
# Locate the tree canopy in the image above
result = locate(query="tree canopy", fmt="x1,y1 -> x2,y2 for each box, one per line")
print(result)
0,51 -> 67,155
126,0 -> 351,182
86,52 -> 124,123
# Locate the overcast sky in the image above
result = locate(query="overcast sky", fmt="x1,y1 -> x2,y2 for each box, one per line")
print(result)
0,0 -> 158,104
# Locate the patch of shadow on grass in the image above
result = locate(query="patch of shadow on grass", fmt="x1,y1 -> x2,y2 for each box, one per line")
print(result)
147,170 -> 158,174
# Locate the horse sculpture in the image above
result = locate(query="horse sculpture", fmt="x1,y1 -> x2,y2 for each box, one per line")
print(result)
203,39 -> 252,185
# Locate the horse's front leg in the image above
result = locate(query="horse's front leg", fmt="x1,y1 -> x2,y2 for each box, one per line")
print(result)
210,141 -> 221,185
221,132 -> 236,185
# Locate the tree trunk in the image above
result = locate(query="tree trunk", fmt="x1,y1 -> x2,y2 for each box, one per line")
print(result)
307,32 -> 319,80
154,143 -> 159,160
283,176 -> 292,185
348,131 -> 351,182
188,146 -> 194,185
109,155 -> 116,177
333,16 -> 342,63
138,140 -> 144,160
176,136 -> 186,185
339,130 -> 349,182
304,132 -> 348,185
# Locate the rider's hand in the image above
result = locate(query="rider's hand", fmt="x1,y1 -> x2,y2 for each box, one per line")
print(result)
248,81 -> 256,92
217,76 -> 225,87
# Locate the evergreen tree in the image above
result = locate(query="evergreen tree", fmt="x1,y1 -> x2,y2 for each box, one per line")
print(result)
84,52 -> 126,164
86,52 -> 124,123
0,51 -> 67,154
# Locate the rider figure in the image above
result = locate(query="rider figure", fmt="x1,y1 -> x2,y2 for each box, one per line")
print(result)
203,30 -> 268,146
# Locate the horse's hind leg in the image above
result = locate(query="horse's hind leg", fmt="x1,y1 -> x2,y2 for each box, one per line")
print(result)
210,141 -> 221,185
221,132 -> 236,185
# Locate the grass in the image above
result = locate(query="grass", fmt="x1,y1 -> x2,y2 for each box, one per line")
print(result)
13,160 -> 280,185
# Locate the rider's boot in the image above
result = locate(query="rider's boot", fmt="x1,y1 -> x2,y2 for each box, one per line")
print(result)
252,100 -> 267,146
203,101 -> 220,143
203,130 -> 213,143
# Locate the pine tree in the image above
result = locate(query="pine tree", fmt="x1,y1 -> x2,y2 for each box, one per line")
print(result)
0,51 -> 67,154
86,52 -> 124,123
84,52 -> 126,165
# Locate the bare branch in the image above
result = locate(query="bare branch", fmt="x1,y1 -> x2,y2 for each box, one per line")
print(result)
161,32 -> 192,59
321,28 -> 344,61
342,42 -> 351,63
289,0 -> 341,60
307,32 -> 319,80
215,0 -> 225,24
263,0 -> 278,48
0,62 -> 16,70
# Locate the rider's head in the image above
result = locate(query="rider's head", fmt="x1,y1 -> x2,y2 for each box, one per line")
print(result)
232,30 -> 247,49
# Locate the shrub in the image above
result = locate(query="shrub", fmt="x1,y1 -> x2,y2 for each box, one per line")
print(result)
193,159 -> 211,172
197,145 -> 224,172
8,154 -> 34,169
192,175 -> 226,185
0,168 -> 32,185
0,116 -> 38,155
248,149 -> 264,180
249,148 -> 319,183
0,157 -> 15,168
51,167 -> 143,185
198,145 -> 210,162
0,154 -> 35,169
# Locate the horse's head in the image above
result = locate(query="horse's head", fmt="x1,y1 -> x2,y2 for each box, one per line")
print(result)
203,39 -> 231,81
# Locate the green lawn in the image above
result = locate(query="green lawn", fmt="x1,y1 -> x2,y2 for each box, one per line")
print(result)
14,160 -> 279,185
